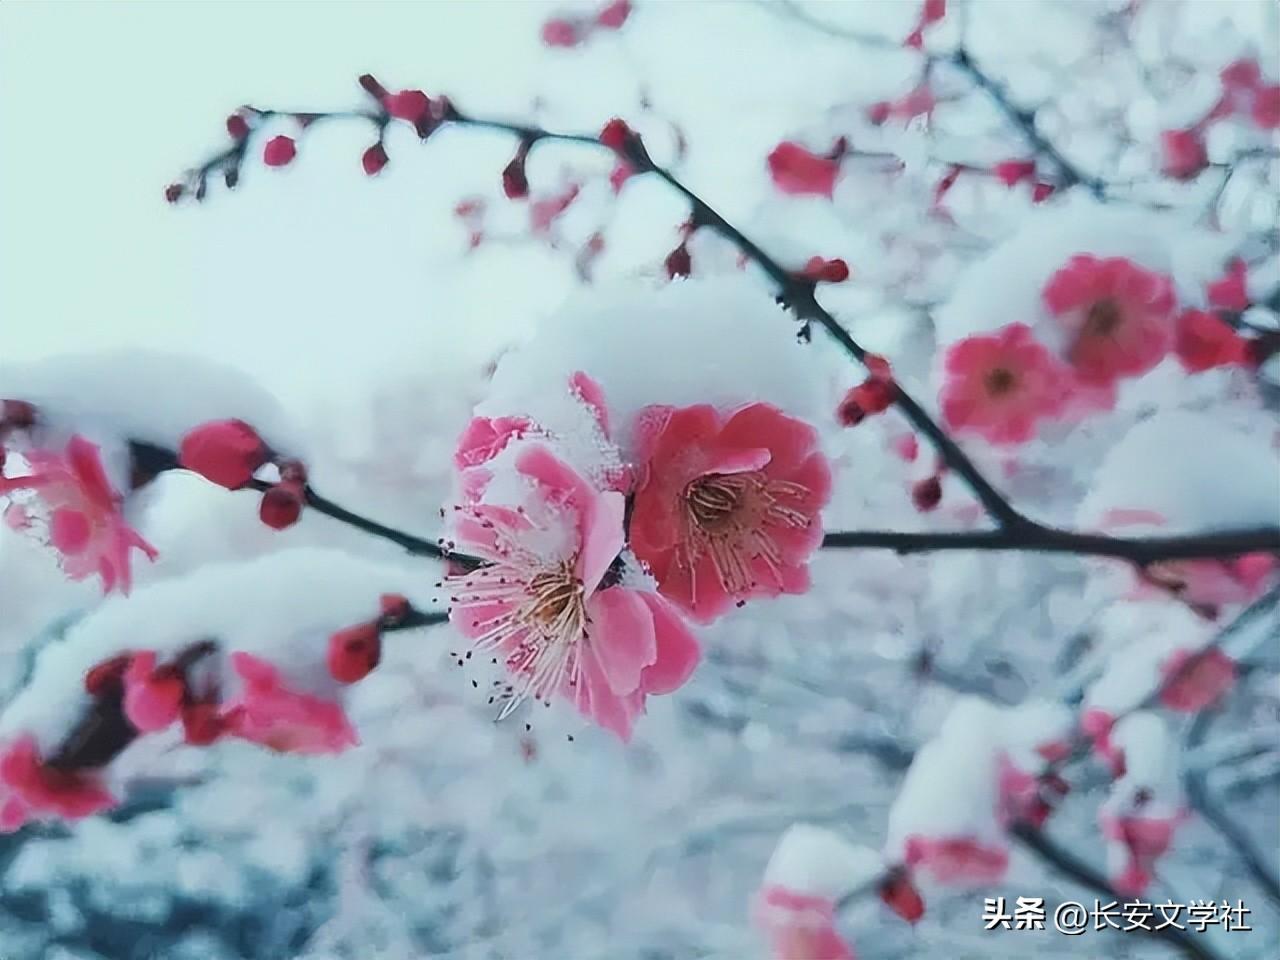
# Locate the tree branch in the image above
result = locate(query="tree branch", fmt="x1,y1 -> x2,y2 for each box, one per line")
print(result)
165,98 -> 1280,566
1011,824 -> 1227,960
821,525 -> 1280,564
1183,709 -> 1280,909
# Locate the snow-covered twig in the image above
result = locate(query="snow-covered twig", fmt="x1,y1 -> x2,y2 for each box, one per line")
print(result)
168,91 -> 1280,569
1182,708 -> 1280,908
1010,824 -> 1225,960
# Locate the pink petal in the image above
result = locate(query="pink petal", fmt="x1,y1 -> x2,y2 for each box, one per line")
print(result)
569,371 -> 611,436
49,508 -> 92,555
578,489 -> 626,596
585,587 -> 657,695
719,403 -> 818,472
636,592 -> 700,694
65,436 -> 118,511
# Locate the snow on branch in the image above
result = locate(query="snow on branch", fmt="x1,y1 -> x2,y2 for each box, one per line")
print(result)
0,549 -> 443,832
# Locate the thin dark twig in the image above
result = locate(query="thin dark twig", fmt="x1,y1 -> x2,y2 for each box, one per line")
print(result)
821,526 -> 1280,564
948,49 -> 1106,197
1011,825 -> 1226,960
1183,709 -> 1280,909
165,99 -> 1280,564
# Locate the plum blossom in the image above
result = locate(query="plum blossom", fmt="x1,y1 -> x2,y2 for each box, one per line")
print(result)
222,652 -> 359,755
629,402 -> 831,624
767,142 -> 840,198
886,699 -> 1010,888
1099,713 -> 1186,895
122,651 -> 185,733
902,836 -> 1009,886
1042,255 -> 1177,387
1174,309 -> 1248,372
0,435 -> 157,594
754,824 -> 878,960
754,887 -> 854,960
1158,647 -> 1237,712
445,442 -> 699,740
1100,508 -> 1275,611
939,323 -> 1070,445
0,734 -> 116,832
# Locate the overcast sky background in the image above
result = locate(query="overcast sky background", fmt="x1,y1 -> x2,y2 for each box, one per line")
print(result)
1,0 -> 923,409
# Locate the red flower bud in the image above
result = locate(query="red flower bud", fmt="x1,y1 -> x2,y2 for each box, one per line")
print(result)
879,872 -> 926,924
362,142 -> 389,176
599,117 -> 633,153
800,256 -> 851,284
1031,182 -> 1055,203
1159,129 -> 1208,181
226,113 -> 251,141
358,73 -> 389,101
911,475 -> 943,512
327,623 -> 382,684
164,183 -> 185,204
260,481 -> 305,530
541,18 -> 580,48
84,653 -> 134,696
1,400 -> 36,427
179,419 -> 269,490
665,244 -> 692,279
380,593 -> 411,621
181,702 -> 227,746
502,154 -> 530,199
595,0 -> 631,29
993,159 -> 1036,187
867,101 -> 892,126
383,89 -> 431,123
263,135 -> 297,167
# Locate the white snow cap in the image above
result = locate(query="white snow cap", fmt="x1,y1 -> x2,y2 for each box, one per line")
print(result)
762,824 -> 883,899
480,276 -> 831,458
0,548 -> 437,754
885,697 -> 1005,854
1102,712 -> 1183,817
1079,411 -> 1280,532
935,199 -> 1237,347
1,349 -> 303,456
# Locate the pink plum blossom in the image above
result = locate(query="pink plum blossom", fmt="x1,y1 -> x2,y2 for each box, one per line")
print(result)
940,323 -> 1071,445
222,652 -> 359,755
629,402 -> 832,624
1101,811 -> 1182,896
0,734 -> 116,832
446,443 -> 700,740
1100,508 -> 1276,611
1042,255 -> 1177,387
902,835 -> 1010,887
1174,309 -> 1248,372
0,435 -> 157,595
122,651 -> 186,733
754,885 -> 855,960
1158,647 -> 1237,712
767,142 -> 840,198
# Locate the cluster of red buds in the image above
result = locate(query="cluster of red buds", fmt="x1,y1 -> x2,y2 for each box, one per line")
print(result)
177,419 -> 309,530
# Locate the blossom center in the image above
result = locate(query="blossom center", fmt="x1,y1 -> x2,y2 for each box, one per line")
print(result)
983,367 -> 1017,396
1084,298 -> 1123,338
685,474 -> 744,533
679,470 -> 811,596
527,563 -> 586,628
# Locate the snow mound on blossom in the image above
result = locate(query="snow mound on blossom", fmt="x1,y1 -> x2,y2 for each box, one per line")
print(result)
0,350 -> 303,456
1079,411 -> 1280,531
935,199 -> 1237,346
0,548 -> 437,754
479,276 -> 833,456
1084,601 -> 1214,715
1102,712 -> 1183,816
885,697 -> 1005,855
762,824 -> 883,898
